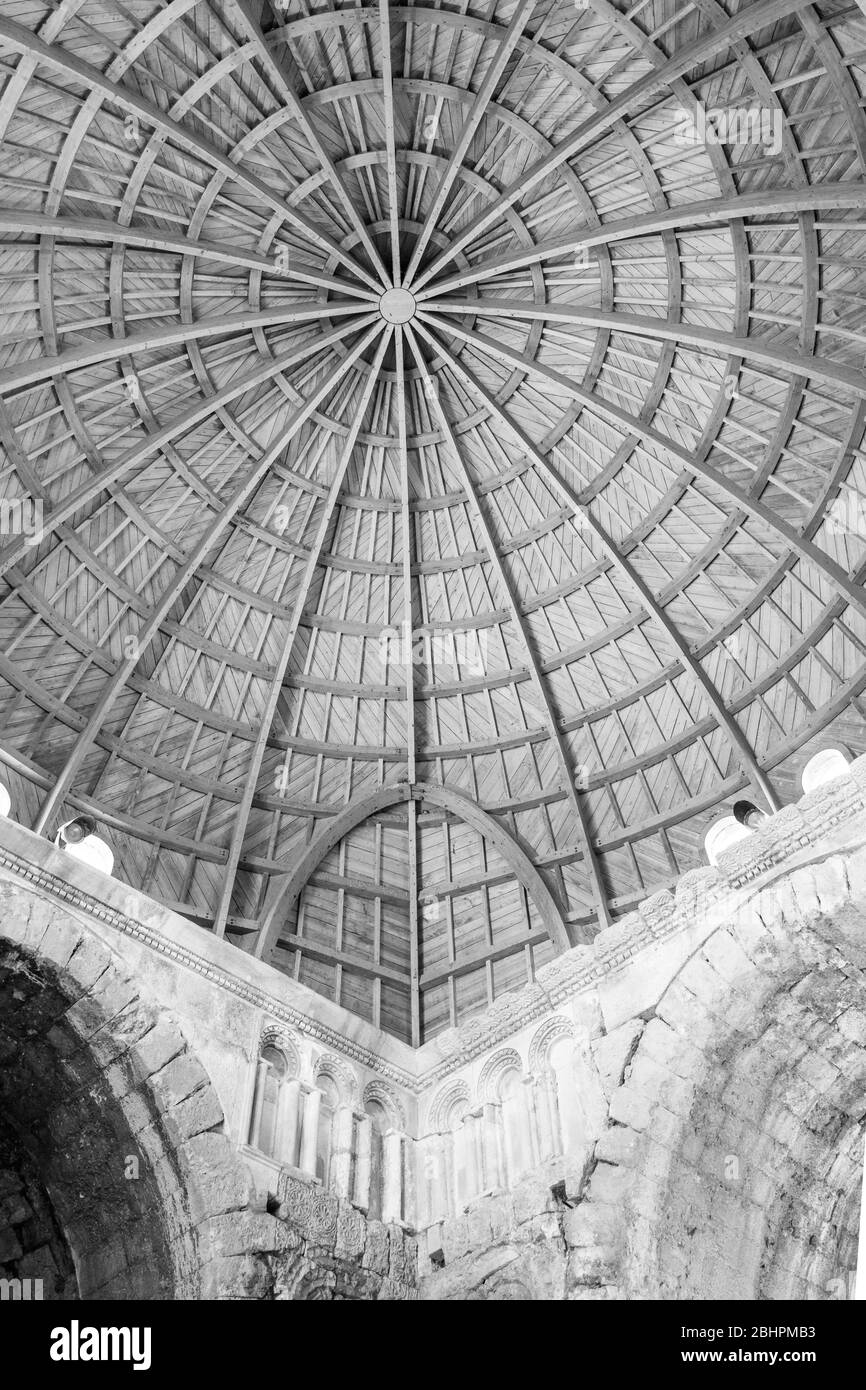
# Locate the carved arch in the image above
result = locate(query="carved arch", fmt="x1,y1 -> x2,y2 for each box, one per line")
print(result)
477,1048 -> 524,1104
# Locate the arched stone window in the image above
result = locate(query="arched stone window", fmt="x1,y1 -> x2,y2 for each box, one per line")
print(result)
802,747 -> 851,795
248,1039 -> 300,1165
258,1046 -> 288,1158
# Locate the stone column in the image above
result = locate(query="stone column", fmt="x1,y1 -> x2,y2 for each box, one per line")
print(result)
299,1086 -> 321,1177
247,1058 -> 269,1149
424,1133 -> 448,1223
276,1077 -> 302,1167
482,1103 -> 503,1190
522,1075 -> 540,1168
533,1070 -> 559,1160
382,1130 -> 404,1224
353,1113 -> 372,1209
464,1110 -> 482,1199
330,1105 -> 356,1198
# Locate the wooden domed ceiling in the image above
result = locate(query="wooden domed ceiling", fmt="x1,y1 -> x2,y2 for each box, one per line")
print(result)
1,0 -> 865,1043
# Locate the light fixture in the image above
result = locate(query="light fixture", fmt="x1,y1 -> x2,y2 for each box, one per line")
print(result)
732,800 -> 767,830
0,782 -> 10,818
55,817 -> 114,876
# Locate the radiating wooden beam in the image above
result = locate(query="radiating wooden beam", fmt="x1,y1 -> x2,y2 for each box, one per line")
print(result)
422,300 -> 866,400
404,324 -> 611,937
403,0 -> 535,286
414,184 -> 866,300
32,320 -> 382,836
0,13 -> 379,290
378,0 -> 403,285
0,302 -> 370,397
230,0 -> 390,285
416,311 -> 866,627
414,317 -> 781,814
0,314 -> 377,581
0,211 -> 380,300
210,327 -> 394,935
411,0 -> 819,291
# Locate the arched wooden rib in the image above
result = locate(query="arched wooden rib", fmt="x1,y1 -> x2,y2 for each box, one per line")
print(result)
0,303 -> 371,397
227,0 -> 390,287
0,211 -> 380,299
402,0 -> 536,287
378,0 -> 403,285
254,781 -> 569,963
0,314 -> 378,581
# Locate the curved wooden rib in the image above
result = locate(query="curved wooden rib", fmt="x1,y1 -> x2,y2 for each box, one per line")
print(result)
254,781 -> 570,962
0,314 -> 378,581
414,184 -> 866,300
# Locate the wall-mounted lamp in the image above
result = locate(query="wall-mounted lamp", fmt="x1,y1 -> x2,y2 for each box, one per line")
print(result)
55,817 -> 114,876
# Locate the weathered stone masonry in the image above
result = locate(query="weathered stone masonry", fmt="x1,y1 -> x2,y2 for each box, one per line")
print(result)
2,760 -> 866,1298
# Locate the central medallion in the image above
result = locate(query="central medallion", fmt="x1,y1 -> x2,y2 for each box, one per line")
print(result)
378,287 -> 416,325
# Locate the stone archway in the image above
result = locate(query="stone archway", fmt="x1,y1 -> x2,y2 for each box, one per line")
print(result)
570,856 -> 866,1300
0,878 -> 281,1300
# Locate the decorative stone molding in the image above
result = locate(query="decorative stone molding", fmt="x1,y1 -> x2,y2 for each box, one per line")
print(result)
314,1052 -> 360,1105
259,1023 -> 302,1076
4,757 -> 866,1097
427,1081 -> 471,1133
527,1015 -> 575,1074
477,1048 -> 523,1103
362,1080 -> 407,1132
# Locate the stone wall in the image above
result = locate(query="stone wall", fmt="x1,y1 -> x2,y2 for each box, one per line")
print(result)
415,851 -> 866,1299
2,760 -> 866,1299
0,1126 -> 77,1300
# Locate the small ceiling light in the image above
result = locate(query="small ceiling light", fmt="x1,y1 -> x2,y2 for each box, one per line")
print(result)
732,800 -> 767,830
0,782 -> 11,818
55,817 -> 114,876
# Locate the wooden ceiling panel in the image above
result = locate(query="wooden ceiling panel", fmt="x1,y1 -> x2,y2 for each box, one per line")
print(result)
0,0 -> 864,1039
